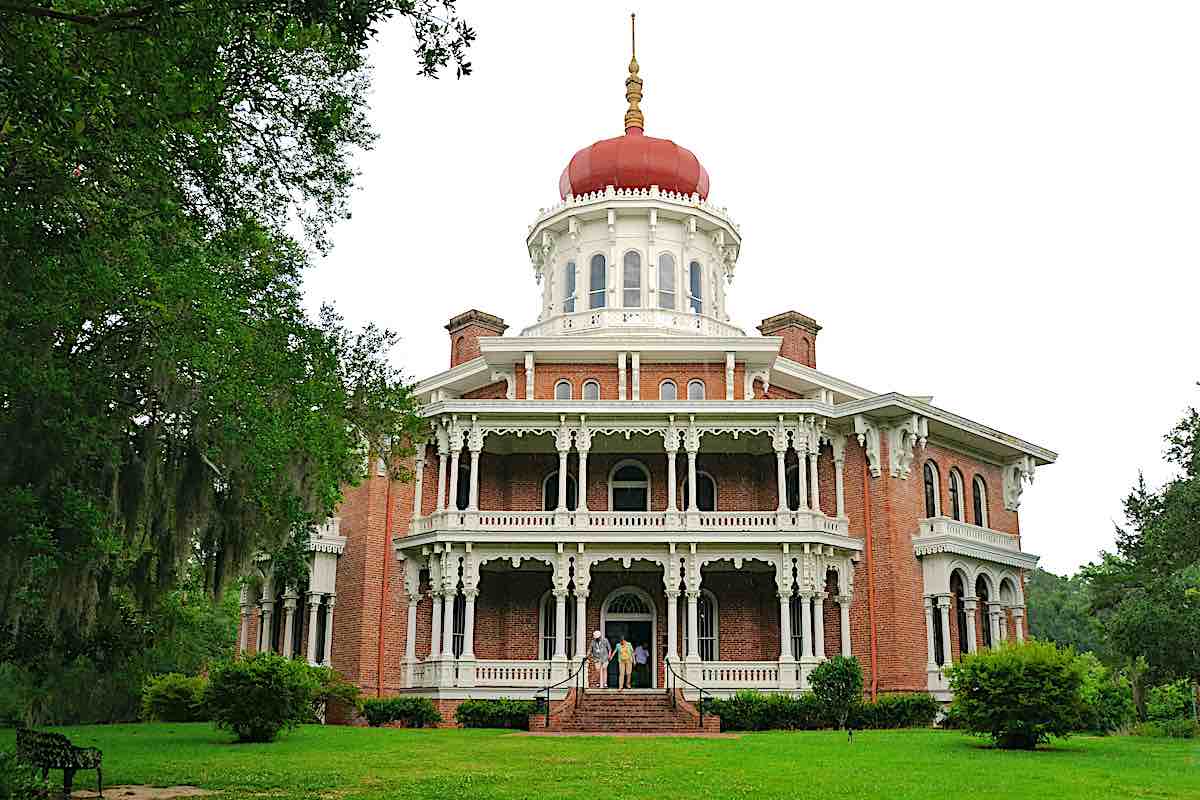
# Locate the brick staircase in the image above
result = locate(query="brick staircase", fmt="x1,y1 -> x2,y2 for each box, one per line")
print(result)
531,689 -> 721,733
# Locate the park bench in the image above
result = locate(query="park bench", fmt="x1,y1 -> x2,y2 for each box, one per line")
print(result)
15,725 -> 103,798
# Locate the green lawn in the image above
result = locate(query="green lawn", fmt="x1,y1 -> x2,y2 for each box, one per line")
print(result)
3,723 -> 1197,799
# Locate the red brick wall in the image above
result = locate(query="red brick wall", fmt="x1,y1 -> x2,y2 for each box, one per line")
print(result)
448,322 -> 503,368
507,360 -> 747,400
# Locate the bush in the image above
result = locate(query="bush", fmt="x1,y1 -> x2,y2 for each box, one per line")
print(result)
359,696 -> 442,728
946,640 -> 1085,750
204,653 -> 320,742
1147,680 -> 1194,722
0,750 -> 45,800
305,666 -> 361,722
454,698 -> 537,729
142,673 -> 208,722
850,693 -> 939,729
1133,719 -> 1199,738
1075,654 -> 1133,734
809,656 -> 864,729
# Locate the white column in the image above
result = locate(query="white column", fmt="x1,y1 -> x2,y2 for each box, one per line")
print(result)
963,598 -> 978,653
413,445 -> 426,519
838,595 -> 852,657
435,452 -> 448,512
461,589 -> 477,659
577,449 -> 590,512
442,587 -> 456,658
797,445 -> 810,510
322,594 -> 336,665
665,590 -> 680,662
924,596 -> 937,670
556,449 -> 569,511
1013,606 -> 1026,642
725,352 -> 735,400
306,592 -> 322,664
467,448 -> 481,511
778,592 -> 793,661
404,593 -> 419,682
989,603 -> 1002,648
448,449 -> 462,512
686,451 -> 698,512
281,591 -> 298,658
631,352 -> 640,400
813,593 -> 826,660
666,448 -> 678,513
775,448 -> 788,511
685,590 -> 700,661
429,590 -> 443,661
832,437 -> 847,517
260,601 -> 274,652
524,351 -> 535,399
808,449 -> 821,514
799,593 -> 814,658
938,597 -> 953,666
618,352 -> 627,400
574,591 -> 589,660
553,589 -> 568,660
239,605 -> 251,655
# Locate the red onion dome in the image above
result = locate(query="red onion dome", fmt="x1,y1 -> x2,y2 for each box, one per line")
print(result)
557,13 -> 710,201
558,130 -> 711,200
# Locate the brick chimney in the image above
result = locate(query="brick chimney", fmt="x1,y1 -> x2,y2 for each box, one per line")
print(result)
446,310 -> 508,368
758,311 -> 821,369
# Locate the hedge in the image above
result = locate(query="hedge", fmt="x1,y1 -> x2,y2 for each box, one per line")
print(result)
360,696 -> 442,728
703,690 -> 938,732
454,698 -> 537,729
141,673 -> 208,722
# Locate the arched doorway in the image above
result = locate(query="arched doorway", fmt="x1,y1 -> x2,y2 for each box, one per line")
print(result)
601,586 -> 657,688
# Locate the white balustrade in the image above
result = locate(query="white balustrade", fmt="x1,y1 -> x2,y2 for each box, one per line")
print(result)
474,660 -> 555,687
916,517 -> 1020,551
696,511 -> 777,528
586,511 -> 667,529
412,509 -> 848,536
698,661 -> 781,688
521,307 -> 744,339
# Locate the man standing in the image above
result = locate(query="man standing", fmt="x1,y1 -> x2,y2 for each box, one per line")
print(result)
589,630 -> 612,688
633,642 -> 649,687
615,635 -> 635,690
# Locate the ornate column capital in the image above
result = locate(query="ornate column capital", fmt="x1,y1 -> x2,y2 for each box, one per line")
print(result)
467,416 -> 485,454
554,415 -> 573,454
683,416 -> 701,455
834,594 -> 852,606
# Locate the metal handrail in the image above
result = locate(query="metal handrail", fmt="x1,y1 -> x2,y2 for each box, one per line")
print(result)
537,656 -> 588,728
663,657 -> 710,728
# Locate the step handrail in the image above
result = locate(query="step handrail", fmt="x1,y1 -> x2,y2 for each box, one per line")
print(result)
663,657 -> 710,729
537,655 -> 588,728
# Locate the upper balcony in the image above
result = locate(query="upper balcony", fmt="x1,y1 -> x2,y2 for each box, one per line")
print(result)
913,516 -> 1038,570
521,307 -> 745,339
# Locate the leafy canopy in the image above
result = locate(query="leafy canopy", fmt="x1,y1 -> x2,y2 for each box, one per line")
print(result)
0,1 -> 471,655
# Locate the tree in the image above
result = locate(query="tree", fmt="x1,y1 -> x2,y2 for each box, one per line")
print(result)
947,640 -> 1086,750
1086,405 -> 1200,702
809,655 -> 864,730
1024,568 -> 1105,655
0,1 -> 470,655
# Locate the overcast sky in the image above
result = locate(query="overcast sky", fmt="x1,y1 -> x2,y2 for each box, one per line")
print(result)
303,2 -> 1200,575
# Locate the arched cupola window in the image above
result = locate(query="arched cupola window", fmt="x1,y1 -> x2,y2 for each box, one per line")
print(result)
589,254 -> 607,309
659,380 -> 677,400
563,261 -> 576,313
582,380 -> 600,401
688,260 -> 703,313
554,380 -> 572,400
658,253 -> 676,310
923,461 -> 941,518
623,251 -> 642,308
687,379 -> 705,400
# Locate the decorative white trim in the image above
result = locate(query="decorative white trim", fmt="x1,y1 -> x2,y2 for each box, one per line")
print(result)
1003,456 -> 1036,511
490,370 -> 516,400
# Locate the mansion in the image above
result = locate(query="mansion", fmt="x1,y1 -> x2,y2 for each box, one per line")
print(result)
237,25 -> 1055,724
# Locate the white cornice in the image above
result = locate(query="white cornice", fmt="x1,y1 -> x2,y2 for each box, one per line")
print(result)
479,335 -> 780,365
913,535 -> 1040,571
770,357 -> 875,402
412,357 -> 490,398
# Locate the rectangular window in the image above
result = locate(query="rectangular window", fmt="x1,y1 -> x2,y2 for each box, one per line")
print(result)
623,251 -> 642,308
563,261 -> 576,313
688,260 -> 703,314
589,255 -> 606,309
658,254 -> 676,310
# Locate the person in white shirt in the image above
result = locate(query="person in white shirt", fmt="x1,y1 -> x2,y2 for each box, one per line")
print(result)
632,643 -> 649,688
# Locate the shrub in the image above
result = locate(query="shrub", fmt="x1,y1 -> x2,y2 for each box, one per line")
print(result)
946,639 -> 1085,750
142,673 -> 208,722
1146,680 -> 1194,722
851,693 -> 939,729
359,696 -> 442,728
204,653 -> 320,742
0,750 -> 45,800
305,666 -> 361,722
809,656 -> 864,729
1075,654 -> 1133,734
1134,719 -> 1199,738
454,698 -> 537,729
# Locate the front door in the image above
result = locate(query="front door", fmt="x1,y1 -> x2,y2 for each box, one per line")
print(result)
605,620 -> 653,688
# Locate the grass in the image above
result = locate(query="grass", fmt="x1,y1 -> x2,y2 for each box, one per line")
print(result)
3,723 -> 1198,800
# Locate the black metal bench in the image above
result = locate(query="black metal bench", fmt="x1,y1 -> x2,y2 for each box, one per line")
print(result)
15,725 -> 103,798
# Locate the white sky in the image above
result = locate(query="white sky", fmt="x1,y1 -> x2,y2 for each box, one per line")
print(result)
303,2 -> 1200,576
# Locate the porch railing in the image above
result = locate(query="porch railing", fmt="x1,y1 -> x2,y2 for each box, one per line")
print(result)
916,517 -> 1020,551
474,660 -> 555,687
412,509 -> 848,536
698,661 -> 781,688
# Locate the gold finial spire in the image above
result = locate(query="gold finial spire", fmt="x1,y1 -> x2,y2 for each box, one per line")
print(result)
624,13 -> 644,133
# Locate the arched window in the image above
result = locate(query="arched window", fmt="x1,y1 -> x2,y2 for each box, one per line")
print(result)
972,475 -> 989,527
622,251 -> 642,308
659,380 -> 677,400
976,575 -> 992,649
453,336 -> 466,364
542,472 -> 578,512
951,571 -> 969,657
687,379 -> 705,400
563,261 -> 576,313
451,590 -> 466,657
688,260 -> 703,313
455,462 -> 470,511
949,468 -> 965,521
680,589 -> 719,661
798,337 -> 810,365
789,592 -> 805,658
923,461 -> 941,518
539,590 -> 577,661
657,253 -> 676,309
931,601 -> 946,666
554,380 -> 572,400
589,254 -> 606,309
582,380 -> 600,400
609,460 -> 650,511
681,472 -> 717,512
